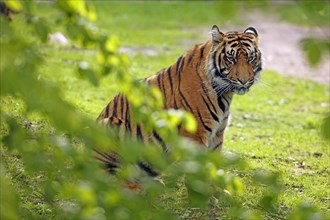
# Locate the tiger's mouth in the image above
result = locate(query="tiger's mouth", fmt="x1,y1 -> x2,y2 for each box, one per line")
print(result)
212,77 -> 254,96
232,82 -> 254,95
233,87 -> 249,95
231,80 -> 254,95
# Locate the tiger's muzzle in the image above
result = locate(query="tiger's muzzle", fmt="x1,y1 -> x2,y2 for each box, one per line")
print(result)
232,80 -> 254,95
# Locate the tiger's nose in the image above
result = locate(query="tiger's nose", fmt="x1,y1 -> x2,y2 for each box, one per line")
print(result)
237,77 -> 250,86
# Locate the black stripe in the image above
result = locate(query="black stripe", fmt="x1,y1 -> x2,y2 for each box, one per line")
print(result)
202,96 -> 218,122
195,59 -> 200,73
212,82 -> 228,113
120,94 -> 124,118
178,71 -> 193,113
173,96 -> 178,109
160,70 -> 166,102
109,116 -> 122,127
138,162 -> 158,177
219,54 -> 227,75
106,167 -> 117,174
156,71 -> 162,90
220,67 -> 226,74
94,149 -> 119,164
97,156 -> 118,167
167,67 -> 173,94
177,56 -> 193,111
217,96 -> 226,113
188,45 -> 197,64
213,141 -> 223,150
242,42 -> 251,47
105,104 -> 110,118
222,95 -> 230,106
200,44 -> 205,59
109,116 -> 114,125
230,43 -> 238,47
197,109 -> 212,132
179,57 -> 185,73
113,96 -> 118,117
255,64 -> 262,72
93,149 -> 119,174
188,53 -> 194,64
125,123 -> 131,132
196,45 -> 205,72
213,52 -> 221,76
136,124 -> 143,140
152,131 -> 168,152
195,73 -> 217,114
241,37 -> 254,42
218,126 -> 227,134
176,56 -> 183,74
228,37 -> 253,44
125,99 -> 131,132
227,38 -> 238,44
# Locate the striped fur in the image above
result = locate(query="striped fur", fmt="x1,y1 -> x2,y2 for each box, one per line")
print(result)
95,25 -> 263,176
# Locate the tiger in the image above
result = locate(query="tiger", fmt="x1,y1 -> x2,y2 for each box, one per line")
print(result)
95,25 -> 263,182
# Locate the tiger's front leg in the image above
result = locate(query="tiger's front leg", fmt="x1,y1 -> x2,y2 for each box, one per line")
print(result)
209,114 -> 230,150
213,129 -> 225,150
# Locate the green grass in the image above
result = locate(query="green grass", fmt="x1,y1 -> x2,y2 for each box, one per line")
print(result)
226,71 -> 329,215
2,1 -> 329,219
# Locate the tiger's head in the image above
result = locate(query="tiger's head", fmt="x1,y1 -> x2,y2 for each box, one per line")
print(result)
208,25 -> 263,95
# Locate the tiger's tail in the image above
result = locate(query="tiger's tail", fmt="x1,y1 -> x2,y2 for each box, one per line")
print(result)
93,149 -> 120,174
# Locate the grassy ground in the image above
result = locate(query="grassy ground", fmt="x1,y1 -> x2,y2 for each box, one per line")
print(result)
2,1 -> 329,219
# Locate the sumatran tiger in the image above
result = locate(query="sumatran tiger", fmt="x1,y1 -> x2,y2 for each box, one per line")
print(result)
94,25 -> 263,184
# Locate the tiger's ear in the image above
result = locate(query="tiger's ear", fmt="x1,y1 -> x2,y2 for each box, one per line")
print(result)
244,27 -> 258,37
211,25 -> 224,45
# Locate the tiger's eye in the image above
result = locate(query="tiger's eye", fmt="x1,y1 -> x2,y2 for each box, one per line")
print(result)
226,56 -> 235,63
248,55 -> 255,63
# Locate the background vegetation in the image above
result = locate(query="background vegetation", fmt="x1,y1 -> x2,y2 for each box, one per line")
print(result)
1,1 -> 329,219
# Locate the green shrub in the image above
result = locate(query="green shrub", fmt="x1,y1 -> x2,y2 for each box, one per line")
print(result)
1,1 -> 328,219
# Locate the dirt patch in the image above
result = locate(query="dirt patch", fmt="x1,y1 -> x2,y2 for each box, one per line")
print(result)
119,46 -> 159,57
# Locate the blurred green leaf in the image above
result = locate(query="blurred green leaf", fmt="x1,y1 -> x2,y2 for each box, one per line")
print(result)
0,166 -> 20,220
258,194 -> 277,213
2,117 -> 26,150
287,201 -> 325,220
186,178 -> 212,208
4,0 -> 22,11
277,1 -> 330,27
105,36 -> 120,53
32,17 -> 50,43
182,111 -> 197,133
301,38 -> 327,66
78,61 -> 99,86
252,170 -> 282,192
1,1 -> 327,219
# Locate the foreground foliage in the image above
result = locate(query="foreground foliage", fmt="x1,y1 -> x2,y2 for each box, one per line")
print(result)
1,1 -> 329,219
